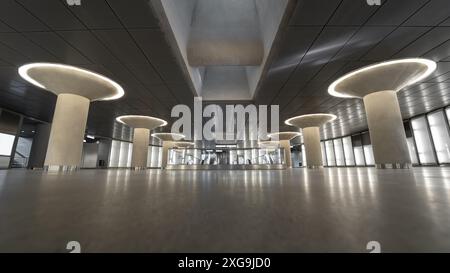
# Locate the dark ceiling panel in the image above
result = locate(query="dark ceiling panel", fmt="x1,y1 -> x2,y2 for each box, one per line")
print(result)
366,0 -> 428,26
93,29 -> 147,65
106,0 -> 159,28
362,27 -> 431,61
332,26 -> 395,61
57,30 -> 120,65
24,31 -> 91,64
403,0 -> 450,26
289,0 -> 341,26
259,26 -> 322,89
394,27 -> 450,58
17,0 -> 85,30
0,33 -> 59,63
0,43 -> 30,66
69,0 -> 122,29
327,0 -> 380,26
0,0 -> 48,31
423,40 -> 450,62
0,20 -> 14,32
287,26 -> 358,85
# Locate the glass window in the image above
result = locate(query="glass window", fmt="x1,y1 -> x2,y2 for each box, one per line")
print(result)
446,107 -> 450,125
147,145 -> 153,167
363,145 -> 375,165
412,117 -> 437,164
406,138 -> 419,165
320,141 -> 327,166
0,133 -> 15,156
301,144 -> 307,167
427,110 -> 450,164
108,140 -> 120,167
362,132 -> 374,165
325,140 -> 336,166
333,139 -> 345,166
342,136 -> 355,166
150,146 -> 161,168
352,135 -> 365,166
404,122 -> 419,165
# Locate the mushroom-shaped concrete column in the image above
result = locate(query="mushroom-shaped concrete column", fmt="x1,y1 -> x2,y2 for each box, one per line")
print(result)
116,115 -> 167,170
285,114 -> 337,168
18,63 -> 124,171
328,58 -> 436,168
151,133 -> 185,168
267,132 -> 301,168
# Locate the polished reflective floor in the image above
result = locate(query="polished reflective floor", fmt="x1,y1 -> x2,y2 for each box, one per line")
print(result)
0,167 -> 449,252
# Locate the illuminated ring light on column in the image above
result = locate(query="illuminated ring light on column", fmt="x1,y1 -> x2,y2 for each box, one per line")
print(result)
267,132 -> 301,141
19,63 -> 125,101
285,114 -> 337,169
151,132 -> 186,142
116,115 -> 168,129
18,63 -> 125,171
327,58 -> 437,98
151,133 -> 186,169
327,58 -> 437,169
285,114 -> 337,128
171,141 -> 195,148
116,115 -> 168,170
266,132 -> 302,168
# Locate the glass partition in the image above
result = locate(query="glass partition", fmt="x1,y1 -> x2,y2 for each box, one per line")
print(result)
361,132 -> 374,165
404,122 -> 419,164
333,139 -> 345,166
301,144 -> 307,167
352,135 -> 365,166
320,141 -> 327,166
0,110 -> 21,168
427,110 -> 450,164
168,147 -> 286,166
325,140 -> 336,166
342,136 -> 355,166
412,116 -> 437,164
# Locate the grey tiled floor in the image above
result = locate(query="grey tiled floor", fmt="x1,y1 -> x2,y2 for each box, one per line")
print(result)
0,167 -> 449,252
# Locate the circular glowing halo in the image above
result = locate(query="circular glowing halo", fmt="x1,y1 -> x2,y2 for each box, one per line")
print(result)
171,141 -> 195,148
258,141 -> 280,147
18,63 -> 125,101
151,132 -> 186,142
285,113 -> 337,128
328,58 -> 437,98
116,115 -> 168,129
267,132 -> 302,141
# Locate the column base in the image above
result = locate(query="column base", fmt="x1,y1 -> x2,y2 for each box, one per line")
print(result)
44,165 -> 79,172
307,165 -> 324,169
376,163 -> 412,169
131,167 -> 147,171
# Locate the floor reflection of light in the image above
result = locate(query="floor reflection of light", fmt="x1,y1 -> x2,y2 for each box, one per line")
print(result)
356,167 -> 365,195
413,168 -> 442,227
421,168 -> 435,202
367,168 -> 376,198
344,168 -> 356,206
302,168 -> 310,203
326,168 -> 337,203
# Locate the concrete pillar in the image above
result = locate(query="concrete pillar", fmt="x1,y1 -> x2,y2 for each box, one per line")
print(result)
280,140 -> 292,168
131,128 -> 150,169
303,127 -> 323,168
363,90 -> 411,168
44,94 -> 89,171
